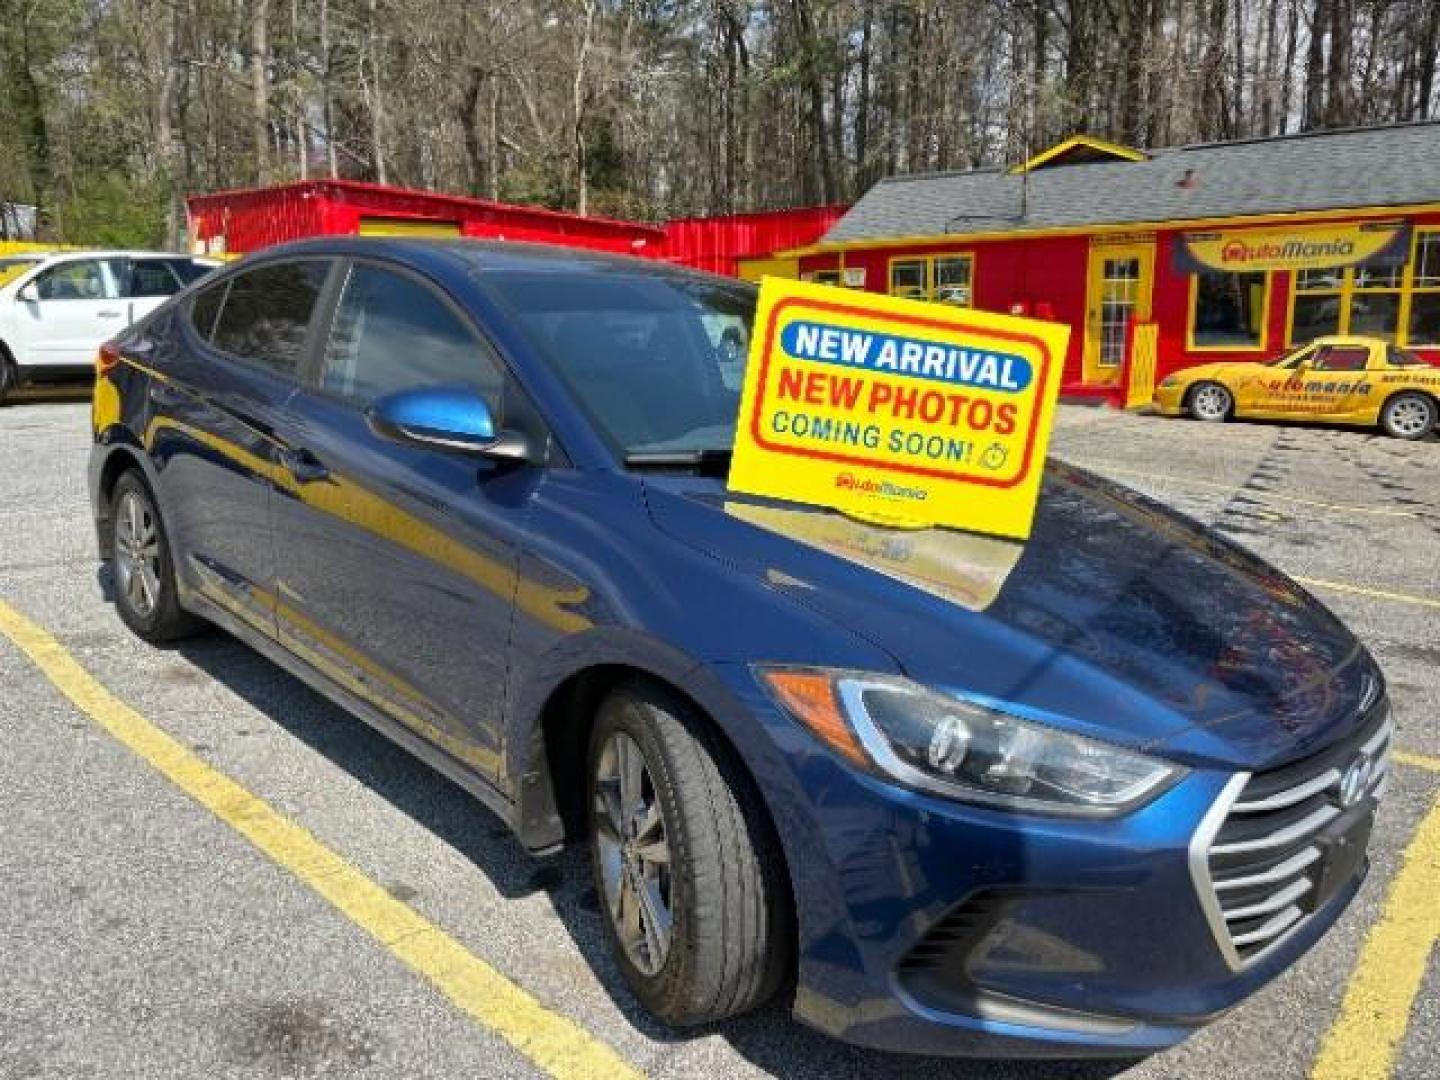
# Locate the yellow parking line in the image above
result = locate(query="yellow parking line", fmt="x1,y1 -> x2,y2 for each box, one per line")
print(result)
1311,794 -> 1440,1080
0,600 -> 641,1080
1396,749 -> 1440,774
1057,459 -> 1420,519
1294,576 -> 1440,612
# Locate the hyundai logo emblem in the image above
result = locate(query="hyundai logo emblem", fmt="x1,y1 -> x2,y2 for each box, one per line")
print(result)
1339,755 -> 1374,809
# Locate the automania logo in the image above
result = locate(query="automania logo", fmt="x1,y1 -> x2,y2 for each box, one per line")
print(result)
835,472 -> 929,502
1220,237 -> 1356,264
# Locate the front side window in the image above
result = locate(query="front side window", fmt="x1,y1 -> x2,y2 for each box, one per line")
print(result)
1310,345 -> 1370,372
487,271 -> 752,456
319,264 -> 504,413
1387,345 -> 1428,367
1191,271 -> 1267,349
33,259 -> 121,301
212,260 -> 329,375
189,281 -> 227,340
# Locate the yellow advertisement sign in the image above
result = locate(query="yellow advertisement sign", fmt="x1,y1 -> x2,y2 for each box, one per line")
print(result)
1175,219 -> 1410,274
728,278 -> 1070,540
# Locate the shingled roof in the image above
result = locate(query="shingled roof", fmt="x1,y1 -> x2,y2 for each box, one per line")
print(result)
824,122 -> 1440,244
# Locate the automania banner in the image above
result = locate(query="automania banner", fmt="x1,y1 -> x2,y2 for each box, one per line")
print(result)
1173,220 -> 1411,274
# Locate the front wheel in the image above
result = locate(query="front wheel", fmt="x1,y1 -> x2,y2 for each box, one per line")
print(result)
109,471 -> 204,642
1380,392 -> 1436,440
1188,381 -> 1233,422
0,349 -> 16,406
587,682 -> 790,1027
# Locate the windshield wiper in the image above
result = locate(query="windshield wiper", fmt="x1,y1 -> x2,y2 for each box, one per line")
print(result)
624,448 -> 733,476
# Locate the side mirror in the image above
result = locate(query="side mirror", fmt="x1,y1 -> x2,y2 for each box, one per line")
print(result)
16,283 -> 39,303
368,385 -> 540,464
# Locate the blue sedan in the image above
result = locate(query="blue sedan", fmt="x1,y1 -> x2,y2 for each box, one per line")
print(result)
88,238 -> 1389,1059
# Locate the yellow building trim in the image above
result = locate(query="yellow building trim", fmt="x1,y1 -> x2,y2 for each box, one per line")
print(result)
1186,270 -> 1273,353
1012,135 -> 1148,174
778,200 -> 1440,260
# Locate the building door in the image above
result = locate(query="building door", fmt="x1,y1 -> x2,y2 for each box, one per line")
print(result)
1083,242 -> 1154,386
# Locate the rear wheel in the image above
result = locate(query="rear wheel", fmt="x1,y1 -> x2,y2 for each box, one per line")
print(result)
1380,392 -> 1436,440
109,471 -> 203,642
1189,381 -> 1233,422
587,682 -> 790,1027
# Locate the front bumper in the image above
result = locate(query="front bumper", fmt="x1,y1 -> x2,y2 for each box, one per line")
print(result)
712,665 -> 1369,1058
1152,383 -> 1186,416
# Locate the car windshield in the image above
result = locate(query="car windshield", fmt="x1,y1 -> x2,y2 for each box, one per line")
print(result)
1265,346 -> 1311,368
486,271 -> 755,460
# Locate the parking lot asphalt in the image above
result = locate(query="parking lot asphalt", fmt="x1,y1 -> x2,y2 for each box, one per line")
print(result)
1,396 -> 1436,1080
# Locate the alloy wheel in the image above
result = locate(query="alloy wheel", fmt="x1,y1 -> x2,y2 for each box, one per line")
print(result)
1385,396 -> 1433,438
114,489 -> 163,618
593,731 -> 674,976
1191,383 -> 1231,421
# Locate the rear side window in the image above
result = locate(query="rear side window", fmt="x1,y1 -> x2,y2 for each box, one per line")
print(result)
212,261 -> 330,376
319,263 -> 504,413
168,258 -> 214,285
127,259 -> 183,298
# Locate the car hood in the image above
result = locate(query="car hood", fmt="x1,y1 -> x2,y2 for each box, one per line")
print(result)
1173,362 -> 1262,382
643,462 -> 1380,771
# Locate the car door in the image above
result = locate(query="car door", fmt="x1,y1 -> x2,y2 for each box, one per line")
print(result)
1291,344 -> 1372,418
268,259 -> 545,781
121,257 -> 189,324
13,257 -> 126,367
150,259 -> 333,637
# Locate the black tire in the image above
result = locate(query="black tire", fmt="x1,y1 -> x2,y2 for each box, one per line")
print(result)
1188,381 -> 1233,422
587,681 -> 791,1027
1379,392 -> 1436,440
0,346 -> 16,406
109,470 -> 204,642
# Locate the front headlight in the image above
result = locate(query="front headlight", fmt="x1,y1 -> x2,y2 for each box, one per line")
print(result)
759,669 -> 1183,817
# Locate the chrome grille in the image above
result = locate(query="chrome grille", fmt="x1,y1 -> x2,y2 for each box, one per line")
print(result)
1191,705 -> 1391,970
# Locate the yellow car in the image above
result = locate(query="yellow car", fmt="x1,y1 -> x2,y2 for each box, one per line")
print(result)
1153,335 -> 1440,439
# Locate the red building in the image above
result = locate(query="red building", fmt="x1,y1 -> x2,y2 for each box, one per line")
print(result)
185,181 -> 845,283
784,125 -> 1440,405
654,205 -> 847,278
187,179 -> 665,256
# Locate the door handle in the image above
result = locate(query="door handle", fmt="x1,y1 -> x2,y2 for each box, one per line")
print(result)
97,310 -> 123,318
279,446 -> 330,484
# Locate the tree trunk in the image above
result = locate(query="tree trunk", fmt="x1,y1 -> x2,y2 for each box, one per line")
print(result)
250,0 -> 270,184
1302,0 -> 1328,129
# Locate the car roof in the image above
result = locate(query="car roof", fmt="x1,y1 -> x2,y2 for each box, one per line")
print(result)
247,236 -> 739,286
34,250 -> 200,262
1305,335 -> 1388,346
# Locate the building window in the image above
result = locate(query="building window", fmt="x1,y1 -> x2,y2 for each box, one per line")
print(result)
1190,271 -> 1268,349
802,269 -> 843,286
889,259 -> 927,299
1349,264 -> 1402,340
1288,232 -> 1440,347
888,254 -> 974,305
1291,267 -> 1345,344
1406,231 -> 1440,345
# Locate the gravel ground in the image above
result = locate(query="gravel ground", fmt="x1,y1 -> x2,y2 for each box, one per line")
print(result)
0,396 -> 1435,1079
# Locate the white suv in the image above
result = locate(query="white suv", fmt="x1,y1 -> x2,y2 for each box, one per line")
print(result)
0,251 -> 217,401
